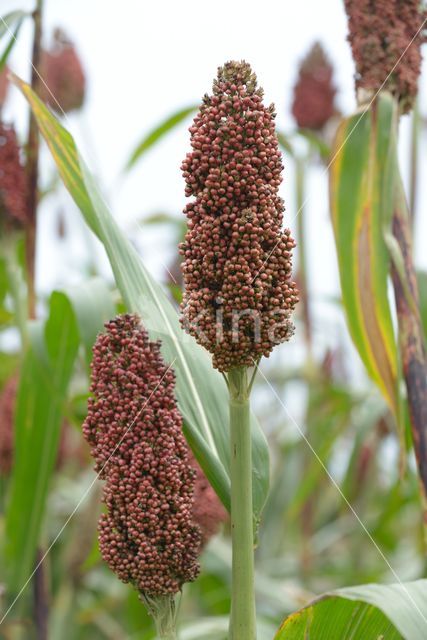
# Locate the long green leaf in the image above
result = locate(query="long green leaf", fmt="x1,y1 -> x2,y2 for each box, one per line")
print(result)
275,580 -> 427,639
4,293 -> 79,593
13,75 -> 270,522
0,10 -> 27,38
125,105 -> 197,171
4,280 -> 116,594
330,93 -> 400,419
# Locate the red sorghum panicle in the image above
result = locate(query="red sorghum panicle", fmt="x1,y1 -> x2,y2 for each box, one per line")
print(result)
83,314 -> 201,597
0,375 -> 76,475
40,28 -> 86,114
0,122 -> 28,227
180,61 -> 298,372
292,42 -> 336,130
0,66 -> 9,108
188,450 -> 227,547
0,377 -> 18,476
344,0 -> 427,113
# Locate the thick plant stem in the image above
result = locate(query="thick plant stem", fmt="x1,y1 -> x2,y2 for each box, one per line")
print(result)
408,100 -> 419,228
390,177 -> 427,521
228,367 -> 256,640
25,0 -> 43,320
295,157 -> 312,358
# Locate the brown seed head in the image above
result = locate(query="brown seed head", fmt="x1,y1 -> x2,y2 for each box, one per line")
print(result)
83,314 -> 201,597
344,0 -> 427,113
0,377 -> 18,476
0,122 -> 28,227
180,61 -> 298,371
292,42 -> 337,130
188,450 -> 227,547
40,28 -> 86,114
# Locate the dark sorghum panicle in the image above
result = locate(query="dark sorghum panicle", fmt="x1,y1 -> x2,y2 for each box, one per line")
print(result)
292,42 -> 337,130
83,314 -> 201,597
40,28 -> 86,114
180,61 -> 298,372
0,122 -> 28,226
188,449 -> 227,547
0,377 -> 17,476
344,0 -> 427,113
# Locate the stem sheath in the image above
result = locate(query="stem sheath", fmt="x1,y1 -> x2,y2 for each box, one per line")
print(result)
228,367 -> 256,640
25,0 -> 43,320
295,157 -> 312,357
141,594 -> 178,640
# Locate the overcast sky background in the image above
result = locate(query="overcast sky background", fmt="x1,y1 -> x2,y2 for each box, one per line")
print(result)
2,0 -> 427,383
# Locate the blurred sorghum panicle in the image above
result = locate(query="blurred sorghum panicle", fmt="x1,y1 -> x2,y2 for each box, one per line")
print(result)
83,314 -> 201,597
0,66 -> 9,108
40,28 -> 86,113
180,61 -> 298,371
188,450 -> 227,547
0,375 -> 76,475
0,377 -> 18,476
344,0 -> 427,113
0,123 -> 28,227
292,42 -> 337,130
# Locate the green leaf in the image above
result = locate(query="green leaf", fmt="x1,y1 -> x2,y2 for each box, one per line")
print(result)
4,293 -> 79,594
13,75 -> 270,522
275,580 -> 427,639
63,277 -> 116,366
125,105 -> 197,171
297,128 -> 330,160
0,16 -> 24,72
276,130 -> 294,156
3,280 -> 116,595
0,10 -> 27,38
330,93 -> 400,420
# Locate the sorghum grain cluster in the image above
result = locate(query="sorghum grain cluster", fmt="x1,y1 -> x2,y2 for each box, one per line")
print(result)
292,42 -> 336,130
0,377 -> 17,476
344,0 -> 427,113
180,61 -> 298,371
83,314 -> 201,597
188,450 -> 227,547
40,28 -> 86,114
0,123 -> 28,226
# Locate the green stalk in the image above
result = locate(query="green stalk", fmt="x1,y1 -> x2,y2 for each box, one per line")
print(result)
408,99 -> 419,228
295,157 -> 312,359
141,594 -> 178,640
228,367 -> 256,640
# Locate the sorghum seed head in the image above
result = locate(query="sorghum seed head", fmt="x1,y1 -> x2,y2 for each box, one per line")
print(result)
0,122 -> 28,227
0,377 -> 18,476
180,61 -> 298,371
344,0 -> 427,113
292,42 -> 337,130
0,375 -> 76,475
83,314 -> 201,597
188,450 -> 227,547
40,28 -> 86,114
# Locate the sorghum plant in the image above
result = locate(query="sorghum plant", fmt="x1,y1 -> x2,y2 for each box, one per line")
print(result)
0,122 -> 28,229
344,0 -> 426,113
181,60 -> 298,639
331,0 -> 427,509
83,314 -> 201,639
291,42 -> 337,131
39,27 -> 86,114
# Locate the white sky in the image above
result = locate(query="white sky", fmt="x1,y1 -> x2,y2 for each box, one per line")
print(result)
2,0 -> 427,370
